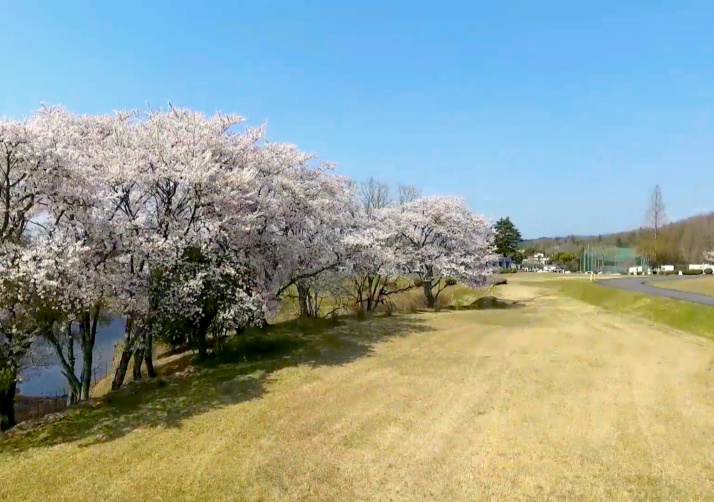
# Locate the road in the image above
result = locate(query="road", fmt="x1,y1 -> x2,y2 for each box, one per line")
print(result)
600,275 -> 714,306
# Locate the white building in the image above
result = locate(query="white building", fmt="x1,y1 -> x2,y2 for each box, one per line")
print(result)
528,253 -> 550,265
689,263 -> 714,271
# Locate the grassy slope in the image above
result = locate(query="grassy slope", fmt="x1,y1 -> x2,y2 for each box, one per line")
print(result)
650,276 -> 714,296
555,279 -> 714,340
86,284 -> 488,398
2,279 -> 714,500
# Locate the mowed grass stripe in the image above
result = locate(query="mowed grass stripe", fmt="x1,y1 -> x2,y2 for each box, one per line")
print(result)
555,279 -> 714,340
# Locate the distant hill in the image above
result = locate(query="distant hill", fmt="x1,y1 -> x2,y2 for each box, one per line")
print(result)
522,212 -> 714,264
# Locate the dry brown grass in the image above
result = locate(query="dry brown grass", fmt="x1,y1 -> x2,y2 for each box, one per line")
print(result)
88,341 -> 196,398
384,283 -> 489,312
651,275 -> 714,296
2,279 -> 714,500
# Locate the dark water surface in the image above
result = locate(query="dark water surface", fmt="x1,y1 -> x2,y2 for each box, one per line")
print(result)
18,317 -> 126,396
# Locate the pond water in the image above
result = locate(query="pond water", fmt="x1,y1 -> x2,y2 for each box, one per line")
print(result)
18,317 -> 126,397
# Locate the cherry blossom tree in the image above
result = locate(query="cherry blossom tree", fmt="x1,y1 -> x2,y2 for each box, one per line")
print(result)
0,245 -> 41,430
0,111 -> 68,430
0,105 -> 364,422
30,108 -> 123,402
345,179 -> 424,312
343,206 -> 412,312
246,156 -> 354,317
151,244 -> 266,361
389,196 -> 496,308
101,107 -> 265,388
0,104 -> 500,433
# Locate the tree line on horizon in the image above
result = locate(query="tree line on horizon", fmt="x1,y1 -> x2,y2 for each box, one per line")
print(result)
521,186 -> 714,268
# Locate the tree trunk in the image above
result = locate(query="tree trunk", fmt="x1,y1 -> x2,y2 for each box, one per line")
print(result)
297,283 -> 311,317
195,326 -> 208,361
80,323 -> 94,401
355,278 -> 365,312
132,348 -> 144,381
67,388 -> 78,407
432,279 -> 451,306
47,324 -> 82,402
144,331 -> 156,378
193,302 -> 219,361
111,317 -> 134,391
0,379 -> 17,431
370,275 -> 386,311
422,279 -> 435,308
365,277 -> 374,311
65,324 -> 80,401
59,365 -> 81,404
112,350 -> 131,391
80,356 -> 92,400
66,324 -> 75,378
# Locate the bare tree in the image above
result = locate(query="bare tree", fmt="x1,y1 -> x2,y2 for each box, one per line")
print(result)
359,177 -> 390,214
641,184 -> 669,268
397,184 -> 422,208
645,184 -> 668,240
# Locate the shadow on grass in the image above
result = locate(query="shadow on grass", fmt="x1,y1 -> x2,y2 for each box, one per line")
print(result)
444,296 -> 525,311
1,314 -> 432,453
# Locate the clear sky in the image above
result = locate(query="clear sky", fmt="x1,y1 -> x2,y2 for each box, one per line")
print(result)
0,1 -> 712,238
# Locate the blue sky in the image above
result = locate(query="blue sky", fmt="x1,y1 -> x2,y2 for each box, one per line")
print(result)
0,1 -> 712,238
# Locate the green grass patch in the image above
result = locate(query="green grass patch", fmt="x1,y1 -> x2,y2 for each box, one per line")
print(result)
554,280 -> 714,340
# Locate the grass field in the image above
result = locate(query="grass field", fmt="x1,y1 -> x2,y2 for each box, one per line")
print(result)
650,275 -> 714,296
556,278 -> 714,340
2,276 -> 714,500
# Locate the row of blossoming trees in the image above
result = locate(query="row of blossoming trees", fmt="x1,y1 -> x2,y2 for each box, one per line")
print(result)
0,107 -> 495,430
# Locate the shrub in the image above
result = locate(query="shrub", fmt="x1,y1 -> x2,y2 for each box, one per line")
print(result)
705,268 -> 713,275
205,334 -> 305,367
470,296 -> 512,309
682,269 -> 703,275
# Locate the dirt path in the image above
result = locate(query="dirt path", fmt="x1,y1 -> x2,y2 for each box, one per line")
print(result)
2,282 -> 714,500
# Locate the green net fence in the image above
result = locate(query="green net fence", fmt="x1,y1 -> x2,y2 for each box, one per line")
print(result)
580,246 -> 649,274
